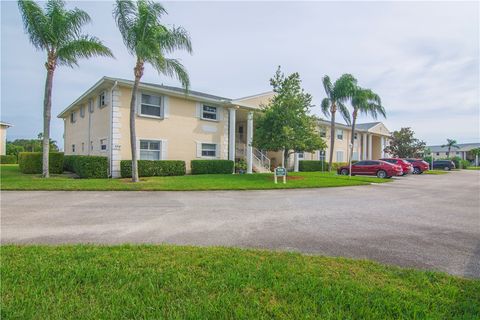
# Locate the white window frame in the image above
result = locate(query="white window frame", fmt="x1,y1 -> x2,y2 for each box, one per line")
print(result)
80,105 -> 85,118
297,152 -> 305,159
200,143 -> 218,158
336,150 -> 344,162
336,129 -> 343,140
88,99 -> 94,113
100,138 -> 108,152
70,111 -> 76,123
139,139 -> 162,160
319,126 -> 327,138
98,91 -> 107,108
201,104 -> 218,121
139,92 -> 164,119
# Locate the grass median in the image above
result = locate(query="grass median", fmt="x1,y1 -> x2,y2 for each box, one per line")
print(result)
0,164 -> 389,191
1,245 -> 478,319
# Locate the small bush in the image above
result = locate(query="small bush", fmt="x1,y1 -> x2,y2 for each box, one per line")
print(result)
330,162 -> 348,171
18,152 -> 63,174
191,160 -> 234,174
235,159 -> 247,173
73,156 -> 108,178
459,159 -> 470,169
120,160 -> 186,178
0,155 -> 17,164
299,160 -> 329,172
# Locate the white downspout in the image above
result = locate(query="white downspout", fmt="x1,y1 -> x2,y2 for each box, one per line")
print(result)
109,81 -> 118,177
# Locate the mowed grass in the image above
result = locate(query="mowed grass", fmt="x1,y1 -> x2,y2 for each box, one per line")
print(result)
424,170 -> 449,175
0,164 -> 389,191
466,166 -> 480,170
1,245 -> 478,319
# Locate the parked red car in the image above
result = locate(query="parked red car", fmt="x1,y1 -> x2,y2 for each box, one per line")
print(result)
405,158 -> 430,174
337,160 -> 403,178
379,158 -> 413,175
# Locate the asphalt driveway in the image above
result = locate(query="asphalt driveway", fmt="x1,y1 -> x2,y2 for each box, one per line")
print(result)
2,170 -> 479,278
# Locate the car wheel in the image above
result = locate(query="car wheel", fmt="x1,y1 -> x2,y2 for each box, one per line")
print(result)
413,167 -> 421,174
377,170 -> 387,178
444,166 -> 451,171
340,168 -> 349,175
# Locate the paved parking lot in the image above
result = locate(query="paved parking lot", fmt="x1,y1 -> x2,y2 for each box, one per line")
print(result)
2,170 -> 479,277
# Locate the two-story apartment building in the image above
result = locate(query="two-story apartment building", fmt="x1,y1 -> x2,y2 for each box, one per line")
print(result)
58,77 -> 391,177
0,121 -> 12,155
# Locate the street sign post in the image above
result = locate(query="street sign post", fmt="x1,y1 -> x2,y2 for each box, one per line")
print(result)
274,167 -> 287,184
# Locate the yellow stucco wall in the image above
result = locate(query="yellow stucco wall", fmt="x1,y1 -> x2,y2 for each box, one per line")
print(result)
0,125 -> 8,155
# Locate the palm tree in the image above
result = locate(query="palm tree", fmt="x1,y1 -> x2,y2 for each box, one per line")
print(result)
113,0 -> 192,182
321,74 -> 357,171
18,0 -> 113,178
348,87 -> 386,176
441,139 -> 460,159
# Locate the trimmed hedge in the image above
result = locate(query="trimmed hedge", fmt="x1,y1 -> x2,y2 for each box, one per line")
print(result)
63,155 -> 76,172
0,155 -> 17,164
18,152 -> 64,174
299,160 -> 328,172
191,160 -> 234,174
73,156 -> 109,178
120,160 -> 186,178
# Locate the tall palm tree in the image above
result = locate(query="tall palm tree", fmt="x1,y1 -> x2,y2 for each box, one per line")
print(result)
321,74 -> 357,171
441,139 -> 460,159
348,87 -> 386,176
113,0 -> 192,182
18,0 -> 113,178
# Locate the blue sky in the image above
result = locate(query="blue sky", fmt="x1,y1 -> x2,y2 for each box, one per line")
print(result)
1,1 -> 479,148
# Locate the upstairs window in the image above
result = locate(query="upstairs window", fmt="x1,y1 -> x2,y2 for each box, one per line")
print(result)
98,91 -> 107,108
336,129 -> 343,140
100,139 -> 107,151
80,105 -> 85,118
202,105 -> 218,120
319,126 -> 327,137
201,143 -> 217,157
70,111 -> 76,123
140,140 -> 161,160
140,93 -> 163,117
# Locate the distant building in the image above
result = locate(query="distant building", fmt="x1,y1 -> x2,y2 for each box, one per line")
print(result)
0,121 -> 12,155
428,143 -> 480,164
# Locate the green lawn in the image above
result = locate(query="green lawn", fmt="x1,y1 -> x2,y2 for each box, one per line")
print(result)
0,164 -> 389,191
1,245 -> 478,319
466,166 -> 480,170
424,170 -> 449,175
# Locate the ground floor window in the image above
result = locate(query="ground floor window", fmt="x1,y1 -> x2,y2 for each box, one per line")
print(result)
297,152 -> 304,159
352,151 -> 359,161
336,151 -> 344,162
201,143 -> 217,157
140,140 -> 161,160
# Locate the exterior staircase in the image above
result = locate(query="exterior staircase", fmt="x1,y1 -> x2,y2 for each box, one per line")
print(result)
235,144 -> 271,173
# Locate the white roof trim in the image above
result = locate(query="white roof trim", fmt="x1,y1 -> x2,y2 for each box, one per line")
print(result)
234,91 -> 274,101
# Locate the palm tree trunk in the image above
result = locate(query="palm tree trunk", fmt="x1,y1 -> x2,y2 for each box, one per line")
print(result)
349,110 -> 357,177
130,59 -> 144,182
42,57 -> 55,178
328,103 -> 336,172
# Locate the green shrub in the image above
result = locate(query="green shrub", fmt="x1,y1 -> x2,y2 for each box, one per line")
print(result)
299,160 -> 328,172
191,160 -> 234,174
72,156 -> 108,178
0,155 -> 17,164
235,159 -> 247,173
459,159 -> 470,169
18,152 -> 63,174
63,155 -> 76,172
120,160 -> 186,178
330,162 -> 348,171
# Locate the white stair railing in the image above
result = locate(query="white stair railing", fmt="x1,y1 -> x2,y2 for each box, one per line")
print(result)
253,148 -> 271,171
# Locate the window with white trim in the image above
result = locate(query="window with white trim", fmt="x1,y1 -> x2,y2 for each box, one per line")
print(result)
319,126 -> 327,138
201,105 -> 218,120
98,91 -> 106,108
100,139 -> 107,151
140,93 -> 163,117
201,143 -> 217,157
140,140 -> 161,160
336,150 -> 344,162
336,129 -> 343,140
298,152 -> 304,159
89,99 -> 94,113
70,111 -> 76,123
80,105 -> 85,118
